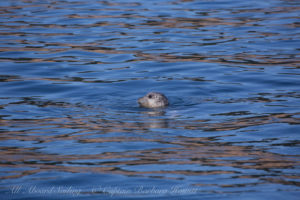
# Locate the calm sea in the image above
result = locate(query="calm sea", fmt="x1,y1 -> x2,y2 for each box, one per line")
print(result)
0,0 -> 299,199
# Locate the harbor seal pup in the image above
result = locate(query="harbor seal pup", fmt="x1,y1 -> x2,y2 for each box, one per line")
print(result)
138,92 -> 169,108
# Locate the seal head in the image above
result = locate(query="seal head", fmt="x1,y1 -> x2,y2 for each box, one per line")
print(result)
138,92 -> 169,108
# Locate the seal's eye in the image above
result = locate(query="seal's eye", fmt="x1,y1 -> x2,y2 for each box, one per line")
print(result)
148,94 -> 152,99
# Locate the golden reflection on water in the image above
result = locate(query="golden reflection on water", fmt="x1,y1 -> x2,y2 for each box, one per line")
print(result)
1,108 -> 299,188
0,0 -> 300,196
1,42 -> 299,67
0,1 -> 299,67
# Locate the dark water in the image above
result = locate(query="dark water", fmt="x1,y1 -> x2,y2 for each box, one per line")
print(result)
0,0 -> 300,199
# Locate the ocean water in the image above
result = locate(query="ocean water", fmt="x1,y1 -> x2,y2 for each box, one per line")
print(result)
0,0 -> 299,199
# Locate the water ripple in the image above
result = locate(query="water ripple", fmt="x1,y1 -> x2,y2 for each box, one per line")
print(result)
0,0 -> 299,199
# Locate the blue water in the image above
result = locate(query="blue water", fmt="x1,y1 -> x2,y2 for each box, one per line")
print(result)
0,0 -> 299,199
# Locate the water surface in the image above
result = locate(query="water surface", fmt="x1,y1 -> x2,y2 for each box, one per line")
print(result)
0,0 -> 300,199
